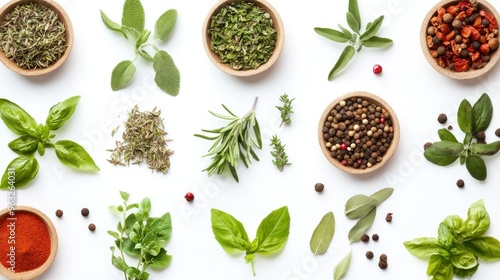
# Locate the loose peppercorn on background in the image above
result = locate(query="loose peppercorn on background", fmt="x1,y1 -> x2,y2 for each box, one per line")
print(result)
1,0 -> 500,279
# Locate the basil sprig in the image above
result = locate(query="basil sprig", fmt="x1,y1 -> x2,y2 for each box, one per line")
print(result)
210,206 -> 290,276
314,0 -> 393,80
404,199 -> 500,279
0,96 -> 99,190
424,93 -> 500,180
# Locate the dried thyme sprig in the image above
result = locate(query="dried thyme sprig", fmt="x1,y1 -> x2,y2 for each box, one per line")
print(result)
194,97 -> 262,182
0,2 -> 67,69
270,135 -> 290,171
108,105 -> 173,173
276,93 -> 295,127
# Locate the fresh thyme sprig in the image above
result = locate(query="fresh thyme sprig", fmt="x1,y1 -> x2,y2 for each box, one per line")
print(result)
276,93 -> 295,127
194,97 -> 262,182
270,135 -> 290,172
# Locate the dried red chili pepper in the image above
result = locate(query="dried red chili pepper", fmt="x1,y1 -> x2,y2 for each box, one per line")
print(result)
453,58 -> 470,72
479,10 -> 498,31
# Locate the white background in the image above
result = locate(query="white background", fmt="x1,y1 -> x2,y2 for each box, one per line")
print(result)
1,0 -> 500,279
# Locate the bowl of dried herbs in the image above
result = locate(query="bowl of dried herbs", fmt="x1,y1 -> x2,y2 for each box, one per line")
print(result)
0,0 -> 74,76
318,91 -> 400,175
420,0 -> 500,80
203,0 -> 285,77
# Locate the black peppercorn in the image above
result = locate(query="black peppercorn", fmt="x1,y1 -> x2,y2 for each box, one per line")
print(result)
88,223 -> 96,231
456,179 -> 465,188
447,125 -> 453,130
378,260 -> 388,269
423,142 -> 432,150
81,208 -> 90,217
314,183 -> 324,192
476,131 -> 486,141
496,128 -> 500,137
386,213 -> 393,222
379,254 -> 388,262
55,209 -> 63,218
472,41 -> 481,50
461,49 -> 469,58
366,251 -> 374,259
372,234 -> 379,241
433,35 -> 442,45
437,113 -> 447,124
361,233 -> 370,243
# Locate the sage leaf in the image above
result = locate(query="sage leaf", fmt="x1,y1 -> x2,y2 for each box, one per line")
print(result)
427,254 -> 453,280
0,156 -> 39,190
138,30 -> 151,47
438,128 -> 459,143
469,141 -> 500,156
100,10 -> 122,33
361,36 -> 393,48
0,98 -> 38,136
338,24 -> 352,40
458,199 -> 490,239
359,15 -> 384,41
458,99 -> 475,134
309,211 -> 335,255
465,155 -> 487,180
211,208 -> 250,254
8,135 -> 38,155
154,9 -> 177,41
369,187 -> 394,205
333,250 -> 352,280
46,96 -> 80,130
403,237 -> 445,258
423,141 -> 464,166
344,194 -> 377,219
138,49 -> 154,62
122,0 -> 145,32
153,50 -> 181,96
346,12 -> 359,34
314,28 -> 350,43
463,236 -> 500,261
328,45 -> 355,80
111,60 -> 136,91
472,93 -> 493,134
253,206 -> 290,255
54,140 -> 100,172
121,25 -> 142,50
348,0 -> 361,28
348,207 -> 376,243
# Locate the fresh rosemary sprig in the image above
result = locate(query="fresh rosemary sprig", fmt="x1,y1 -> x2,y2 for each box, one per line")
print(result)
194,97 -> 262,182
270,135 -> 290,171
276,93 -> 295,127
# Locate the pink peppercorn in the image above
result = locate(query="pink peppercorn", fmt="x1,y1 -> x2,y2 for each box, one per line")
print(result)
373,64 -> 383,74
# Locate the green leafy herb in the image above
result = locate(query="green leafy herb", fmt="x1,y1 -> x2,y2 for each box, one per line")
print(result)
108,191 -> 172,280
310,211 -> 335,255
276,93 -> 295,127
211,206 -> 290,276
270,135 -> 290,172
0,96 -> 99,190
333,250 -> 352,280
424,93 -> 500,180
314,0 -> 393,80
404,199 -> 500,280
100,0 -> 180,95
194,97 -> 262,182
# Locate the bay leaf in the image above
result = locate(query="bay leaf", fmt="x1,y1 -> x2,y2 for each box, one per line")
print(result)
348,207 -> 376,243
310,211 -> 335,255
344,194 -> 377,219
333,250 -> 352,280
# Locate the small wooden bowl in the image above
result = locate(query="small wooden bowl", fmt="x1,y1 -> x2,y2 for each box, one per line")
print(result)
318,91 -> 400,175
202,0 -> 285,77
0,206 -> 58,280
420,0 -> 500,80
0,0 -> 74,76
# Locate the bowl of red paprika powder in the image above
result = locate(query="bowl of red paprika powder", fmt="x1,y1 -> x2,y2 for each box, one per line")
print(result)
0,206 -> 58,279
421,0 -> 500,80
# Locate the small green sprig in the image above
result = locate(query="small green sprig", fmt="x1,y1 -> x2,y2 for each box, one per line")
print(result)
100,0 -> 180,96
270,135 -> 290,172
194,97 -> 262,182
314,0 -> 393,80
276,93 -> 295,127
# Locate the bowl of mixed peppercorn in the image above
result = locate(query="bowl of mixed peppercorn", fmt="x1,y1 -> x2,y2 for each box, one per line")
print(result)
203,0 -> 285,77
421,0 -> 500,80
0,0 -> 74,76
318,91 -> 400,175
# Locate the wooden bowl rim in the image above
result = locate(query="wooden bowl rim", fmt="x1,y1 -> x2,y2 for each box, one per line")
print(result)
317,91 -> 401,175
0,206 -> 58,279
202,0 -> 285,77
420,0 -> 500,80
0,0 -> 74,76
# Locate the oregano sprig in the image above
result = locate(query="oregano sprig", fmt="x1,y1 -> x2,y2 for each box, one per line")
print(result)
270,135 -> 291,171
100,0 -> 180,96
276,93 -> 295,127
314,0 -> 393,80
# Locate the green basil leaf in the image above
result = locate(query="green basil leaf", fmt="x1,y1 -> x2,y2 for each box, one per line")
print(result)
111,60 -> 136,91
145,248 -> 172,269
100,10 -> 123,33
346,12 -> 360,33
0,156 -> 39,190
333,250 -> 351,280
458,199 -> 490,239
153,50 -> 180,96
314,27 -> 350,43
369,187 -> 394,205
154,9 -> 177,41
463,236 -> 500,261
472,93 -> 493,134
458,99 -> 475,134
361,36 -> 393,48
8,135 -> 38,155
427,254 -> 453,280
359,15 -> 384,41
348,0 -> 361,28
438,128 -> 459,142
453,262 -> 479,278
338,24 -> 352,40
122,0 -> 145,32
344,194 -> 377,219
403,237 -> 443,258
442,215 -> 463,236
211,208 -> 250,254
46,96 -> 80,130
54,140 -> 100,172
309,211 -> 335,255
423,141 -> 464,166
437,223 -> 453,249
0,98 -> 38,136
470,141 -> 500,156
450,246 -> 477,269
253,206 -> 290,255
37,142 -> 45,156
328,45 -> 356,81
348,207 -> 376,243
465,154 -> 487,181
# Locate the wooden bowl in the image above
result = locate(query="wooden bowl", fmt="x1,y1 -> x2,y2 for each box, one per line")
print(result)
0,0 -> 74,76
202,0 -> 285,77
318,91 -> 400,175
0,206 -> 58,279
420,0 -> 500,80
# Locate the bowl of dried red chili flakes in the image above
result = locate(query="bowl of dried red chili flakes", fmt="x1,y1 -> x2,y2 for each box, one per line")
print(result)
421,0 -> 500,80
